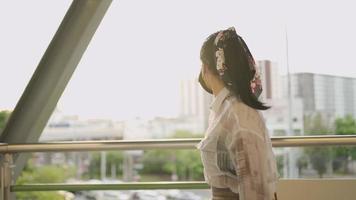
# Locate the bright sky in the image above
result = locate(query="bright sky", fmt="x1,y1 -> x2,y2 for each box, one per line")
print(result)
1,0 -> 355,120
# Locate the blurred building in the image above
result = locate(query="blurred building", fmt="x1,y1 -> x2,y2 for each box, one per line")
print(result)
263,98 -> 304,136
282,72 -> 356,122
40,115 -> 124,141
257,60 -> 282,100
179,78 -> 212,132
255,60 -> 305,136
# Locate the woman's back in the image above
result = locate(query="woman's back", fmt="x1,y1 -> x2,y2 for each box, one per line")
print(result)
197,87 -> 279,199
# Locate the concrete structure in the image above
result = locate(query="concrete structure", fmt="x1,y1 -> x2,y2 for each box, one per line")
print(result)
282,72 -> 356,121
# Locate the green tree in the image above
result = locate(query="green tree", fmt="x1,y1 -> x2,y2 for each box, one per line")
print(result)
140,149 -> 172,175
139,130 -> 204,180
170,130 -> 203,180
304,113 -> 333,135
303,112 -> 333,178
296,154 -> 308,176
276,155 -> 284,177
86,151 -> 124,179
16,159 -> 76,200
175,149 -> 203,180
332,114 -> 356,174
140,149 -> 204,180
0,110 -> 11,132
171,129 -> 203,138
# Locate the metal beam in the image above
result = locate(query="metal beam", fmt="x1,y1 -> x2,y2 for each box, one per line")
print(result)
0,0 -> 112,182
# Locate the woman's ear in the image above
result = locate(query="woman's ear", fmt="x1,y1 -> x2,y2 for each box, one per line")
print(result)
202,64 -> 210,77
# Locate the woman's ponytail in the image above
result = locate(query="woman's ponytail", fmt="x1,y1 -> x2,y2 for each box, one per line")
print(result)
200,28 -> 271,110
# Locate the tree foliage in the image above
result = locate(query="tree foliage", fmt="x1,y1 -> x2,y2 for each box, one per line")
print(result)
0,110 -> 11,132
85,151 -> 124,179
16,159 -> 75,200
332,114 -> 356,173
139,130 -> 204,180
303,112 -> 333,177
303,113 -> 356,176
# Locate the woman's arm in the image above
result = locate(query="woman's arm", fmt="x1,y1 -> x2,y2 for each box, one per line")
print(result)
227,127 -> 278,200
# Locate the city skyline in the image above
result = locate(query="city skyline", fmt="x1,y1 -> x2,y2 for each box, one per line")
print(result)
1,0 -> 355,120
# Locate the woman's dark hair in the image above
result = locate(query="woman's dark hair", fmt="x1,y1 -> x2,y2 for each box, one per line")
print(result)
200,30 -> 271,110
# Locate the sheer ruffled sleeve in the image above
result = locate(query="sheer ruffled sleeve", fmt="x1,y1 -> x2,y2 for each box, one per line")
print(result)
223,110 -> 279,200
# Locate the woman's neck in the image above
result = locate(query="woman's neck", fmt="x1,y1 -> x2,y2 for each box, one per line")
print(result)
211,82 -> 225,97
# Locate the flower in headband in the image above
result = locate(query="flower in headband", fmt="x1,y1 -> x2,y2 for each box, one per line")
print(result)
215,48 -> 226,75
213,27 -> 263,98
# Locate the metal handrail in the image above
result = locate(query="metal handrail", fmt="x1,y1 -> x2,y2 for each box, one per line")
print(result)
12,182 -> 210,192
11,179 -> 356,192
0,135 -> 356,153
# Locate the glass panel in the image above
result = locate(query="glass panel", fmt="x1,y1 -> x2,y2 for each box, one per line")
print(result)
2,1 -> 356,199
276,146 -> 356,179
21,146 -> 356,182
16,145 -> 356,199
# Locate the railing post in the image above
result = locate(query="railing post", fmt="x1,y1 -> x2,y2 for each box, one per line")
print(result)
0,154 -> 14,200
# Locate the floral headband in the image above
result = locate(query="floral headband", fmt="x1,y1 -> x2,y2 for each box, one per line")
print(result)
214,27 -> 263,98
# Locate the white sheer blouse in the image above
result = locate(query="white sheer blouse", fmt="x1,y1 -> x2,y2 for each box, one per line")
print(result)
196,87 -> 280,200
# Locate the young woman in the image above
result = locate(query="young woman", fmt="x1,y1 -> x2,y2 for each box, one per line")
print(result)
196,27 -> 280,200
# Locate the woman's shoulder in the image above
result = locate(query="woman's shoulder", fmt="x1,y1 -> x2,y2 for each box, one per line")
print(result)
225,95 -> 259,119
224,95 -> 265,132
